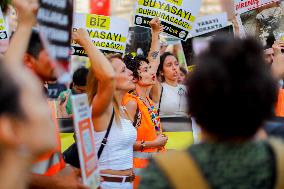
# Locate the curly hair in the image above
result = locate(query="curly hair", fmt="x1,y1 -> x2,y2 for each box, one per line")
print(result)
123,54 -> 149,80
187,36 -> 277,140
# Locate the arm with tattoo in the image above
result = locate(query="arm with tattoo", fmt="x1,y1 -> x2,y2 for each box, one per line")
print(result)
148,17 -> 163,73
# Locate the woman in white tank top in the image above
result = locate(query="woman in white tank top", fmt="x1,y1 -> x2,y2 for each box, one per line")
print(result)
151,52 -> 188,117
74,29 -> 137,189
159,82 -> 188,117
151,53 -> 201,144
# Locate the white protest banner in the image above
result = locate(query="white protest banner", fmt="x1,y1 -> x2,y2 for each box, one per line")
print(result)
182,25 -> 234,64
72,13 -> 129,56
234,0 -> 279,14
37,0 -> 73,82
71,94 -> 100,189
237,1 -> 284,45
0,8 -> 8,41
189,13 -> 228,38
134,0 -> 202,40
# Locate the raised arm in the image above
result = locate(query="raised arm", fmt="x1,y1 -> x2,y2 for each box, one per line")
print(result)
173,43 -> 187,68
4,0 -> 38,67
148,18 -> 163,103
73,28 -> 115,118
148,17 -> 163,72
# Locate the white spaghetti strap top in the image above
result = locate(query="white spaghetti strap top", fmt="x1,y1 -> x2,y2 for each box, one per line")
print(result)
94,117 -> 137,171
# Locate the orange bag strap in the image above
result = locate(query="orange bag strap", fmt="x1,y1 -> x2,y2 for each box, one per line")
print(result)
154,151 -> 210,189
268,138 -> 284,189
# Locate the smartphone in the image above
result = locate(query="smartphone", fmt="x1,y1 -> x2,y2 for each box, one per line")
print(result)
59,95 -> 66,105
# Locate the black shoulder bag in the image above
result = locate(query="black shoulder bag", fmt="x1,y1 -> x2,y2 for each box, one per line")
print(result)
63,109 -> 115,168
97,109 -> 114,159
158,87 -> 164,116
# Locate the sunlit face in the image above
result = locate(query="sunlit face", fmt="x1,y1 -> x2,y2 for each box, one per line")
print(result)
111,58 -> 135,91
15,71 -> 56,157
264,48 -> 274,66
137,61 -> 156,87
162,55 -> 180,83
33,50 -> 57,82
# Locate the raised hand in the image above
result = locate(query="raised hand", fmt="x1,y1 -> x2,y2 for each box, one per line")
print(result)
72,28 -> 92,46
153,134 -> 168,148
12,0 -> 39,26
149,17 -> 163,34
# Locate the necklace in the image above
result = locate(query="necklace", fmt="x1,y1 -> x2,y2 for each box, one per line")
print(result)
131,91 -> 161,134
140,97 -> 151,109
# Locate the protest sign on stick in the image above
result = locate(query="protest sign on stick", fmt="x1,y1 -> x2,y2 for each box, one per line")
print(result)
71,94 -> 100,189
37,0 -> 73,81
234,0 -> 279,15
134,0 -> 202,40
189,13 -> 228,38
72,13 -> 129,56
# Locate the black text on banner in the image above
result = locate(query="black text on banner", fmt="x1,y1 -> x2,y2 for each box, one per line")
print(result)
134,15 -> 189,40
37,0 -> 73,71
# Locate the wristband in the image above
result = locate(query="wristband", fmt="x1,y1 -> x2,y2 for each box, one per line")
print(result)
140,140 -> 146,151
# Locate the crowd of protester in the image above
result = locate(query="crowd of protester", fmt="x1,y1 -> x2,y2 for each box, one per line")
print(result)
1,0 -> 284,189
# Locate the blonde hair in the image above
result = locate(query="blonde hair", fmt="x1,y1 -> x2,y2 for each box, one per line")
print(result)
105,53 -> 122,62
86,53 -> 123,124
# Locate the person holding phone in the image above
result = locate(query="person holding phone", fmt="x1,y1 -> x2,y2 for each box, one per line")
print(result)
57,67 -> 89,118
